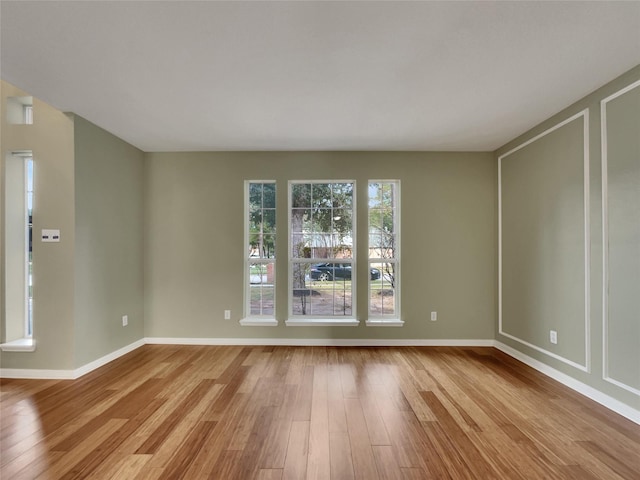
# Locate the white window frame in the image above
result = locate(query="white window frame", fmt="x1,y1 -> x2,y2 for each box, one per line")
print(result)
240,180 -> 277,326
286,180 -> 359,326
25,157 -> 34,337
1,153 -> 36,352
366,180 -> 402,326
24,105 -> 33,125
6,96 -> 33,125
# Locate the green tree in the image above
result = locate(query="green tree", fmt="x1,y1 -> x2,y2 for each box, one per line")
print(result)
249,183 -> 276,258
291,183 -> 353,314
369,182 -> 396,289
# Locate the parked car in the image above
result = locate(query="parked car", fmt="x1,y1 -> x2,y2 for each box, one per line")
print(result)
310,263 -> 381,281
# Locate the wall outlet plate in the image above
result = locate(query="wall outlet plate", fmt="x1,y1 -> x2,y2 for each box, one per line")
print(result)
122,315 -> 128,327
550,330 -> 557,344
224,310 -> 231,320
42,229 -> 61,242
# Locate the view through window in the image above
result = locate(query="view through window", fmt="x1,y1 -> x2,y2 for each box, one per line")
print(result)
290,182 -> 355,317
26,157 -> 33,335
368,181 -> 399,317
244,179 -> 400,323
246,181 -> 276,317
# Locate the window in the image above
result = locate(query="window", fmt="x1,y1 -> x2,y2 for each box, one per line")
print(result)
289,181 -> 355,321
242,179 -> 401,328
243,181 -> 277,324
1,152 -> 35,350
24,105 -> 33,125
26,158 -> 34,335
368,181 -> 400,321
6,96 -> 33,125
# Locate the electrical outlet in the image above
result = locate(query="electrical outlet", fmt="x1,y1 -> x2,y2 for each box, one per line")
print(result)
430,311 -> 437,321
122,315 -> 128,327
550,330 -> 557,344
224,310 -> 231,320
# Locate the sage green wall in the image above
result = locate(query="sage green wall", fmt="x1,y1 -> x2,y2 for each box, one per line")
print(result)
501,116 -> 587,367
1,83 -> 145,372
1,80 -> 76,370
604,80 -> 640,392
496,64 -> 640,411
74,116 -> 145,367
144,152 -> 497,340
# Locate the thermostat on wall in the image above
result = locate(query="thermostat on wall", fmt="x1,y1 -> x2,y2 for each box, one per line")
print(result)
42,229 -> 60,242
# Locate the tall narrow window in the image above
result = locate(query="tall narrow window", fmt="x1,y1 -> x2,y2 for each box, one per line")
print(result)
26,157 -> 34,336
245,181 -> 276,320
2,151 -> 34,348
289,181 -> 355,319
368,181 -> 400,319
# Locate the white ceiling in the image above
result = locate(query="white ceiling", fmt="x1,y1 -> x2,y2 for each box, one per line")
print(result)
1,1 -> 639,152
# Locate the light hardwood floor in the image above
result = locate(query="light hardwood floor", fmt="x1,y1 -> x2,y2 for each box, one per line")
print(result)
1,345 -> 639,479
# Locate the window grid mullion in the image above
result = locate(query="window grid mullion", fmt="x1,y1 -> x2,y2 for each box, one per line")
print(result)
289,181 -> 355,319
368,181 -> 400,318
246,181 -> 276,319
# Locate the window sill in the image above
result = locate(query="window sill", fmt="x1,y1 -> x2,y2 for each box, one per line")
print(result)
366,318 -> 404,327
285,319 -> 360,327
0,338 -> 36,352
239,318 -> 278,327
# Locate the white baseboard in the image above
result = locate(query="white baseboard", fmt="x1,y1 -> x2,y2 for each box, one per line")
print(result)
73,339 -> 146,378
495,341 -> 640,425
0,339 -> 146,380
144,337 -> 496,347
0,338 -> 491,378
3,337 -> 637,426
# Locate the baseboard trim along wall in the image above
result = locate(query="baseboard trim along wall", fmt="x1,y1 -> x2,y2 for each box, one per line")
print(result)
0,338 -> 493,379
143,337 -> 496,347
494,341 -> 639,425
0,339 -> 146,380
74,339 -> 146,378
1,337 -> 638,425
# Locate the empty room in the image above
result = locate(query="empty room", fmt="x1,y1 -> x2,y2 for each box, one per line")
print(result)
1,1 -> 639,479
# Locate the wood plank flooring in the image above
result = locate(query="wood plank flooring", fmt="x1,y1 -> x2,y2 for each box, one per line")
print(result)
1,345 -> 639,479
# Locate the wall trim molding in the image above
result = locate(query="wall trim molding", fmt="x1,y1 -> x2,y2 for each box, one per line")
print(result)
2,337 -> 637,425
495,341 -> 639,426
600,78 -> 640,397
0,339 -> 145,380
498,109 -> 591,373
0,338 -> 494,378
144,337 -> 495,347
74,339 -> 146,378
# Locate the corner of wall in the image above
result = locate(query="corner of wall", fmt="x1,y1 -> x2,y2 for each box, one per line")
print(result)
494,65 -> 640,416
